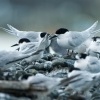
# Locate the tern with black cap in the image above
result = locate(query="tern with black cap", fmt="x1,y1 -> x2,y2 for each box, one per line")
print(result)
52,21 -> 100,54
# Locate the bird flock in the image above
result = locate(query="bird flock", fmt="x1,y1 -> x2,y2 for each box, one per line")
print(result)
0,21 -> 100,100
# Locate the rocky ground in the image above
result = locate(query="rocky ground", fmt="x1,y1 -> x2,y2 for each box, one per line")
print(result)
0,53 -> 99,100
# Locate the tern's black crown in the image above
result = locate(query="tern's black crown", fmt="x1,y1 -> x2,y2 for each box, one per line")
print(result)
56,28 -> 69,34
19,38 -> 30,43
40,32 -> 47,38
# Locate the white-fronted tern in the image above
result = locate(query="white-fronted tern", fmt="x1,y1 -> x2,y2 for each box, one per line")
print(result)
1,24 -> 48,42
66,70 -> 100,98
11,38 -> 40,54
75,36 -> 100,54
52,21 -> 100,53
74,54 -> 100,73
24,73 -> 80,100
86,36 -> 100,57
25,73 -> 80,94
0,34 -> 50,67
19,34 -> 51,64
11,35 -> 51,55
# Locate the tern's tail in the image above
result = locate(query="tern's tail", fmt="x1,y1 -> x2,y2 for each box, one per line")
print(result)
81,21 -> 100,41
82,21 -> 98,33
0,24 -> 19,36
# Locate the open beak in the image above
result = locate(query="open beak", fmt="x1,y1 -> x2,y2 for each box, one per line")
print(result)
49,34 -> 58,39
11,43 -> 19,47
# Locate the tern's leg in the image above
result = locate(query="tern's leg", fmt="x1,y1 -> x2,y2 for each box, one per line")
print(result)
66,49 -> 70,55
66,49 -> 73,55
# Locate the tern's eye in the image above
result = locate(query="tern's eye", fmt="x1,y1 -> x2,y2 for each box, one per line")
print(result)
19,38 -> 30,43
56,28 -> 69,34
